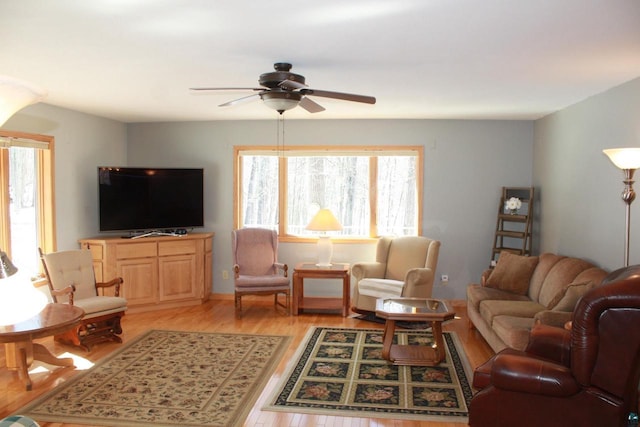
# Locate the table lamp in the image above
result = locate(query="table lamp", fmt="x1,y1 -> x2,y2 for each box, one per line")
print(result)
0,250 -> 47,326
306,208 -> 343,267
603,148 -> 640,267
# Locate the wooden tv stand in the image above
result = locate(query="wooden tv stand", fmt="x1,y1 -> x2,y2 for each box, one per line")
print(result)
79,232 -> 214,313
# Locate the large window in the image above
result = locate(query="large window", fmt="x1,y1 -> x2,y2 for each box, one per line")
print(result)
0,130 -> 55,275
234,146 -> 422,240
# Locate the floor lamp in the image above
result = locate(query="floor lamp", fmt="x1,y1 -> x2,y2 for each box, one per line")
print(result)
0,75 -> 46,127
0,250 -> 47,326
306,208 -> 343,267
603,148 -> 640,267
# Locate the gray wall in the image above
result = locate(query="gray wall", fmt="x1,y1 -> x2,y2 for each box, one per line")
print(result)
3,103 -> 127,250
127,119 -> 533,299
3,102 -> 536,300
533,76 -> 640,270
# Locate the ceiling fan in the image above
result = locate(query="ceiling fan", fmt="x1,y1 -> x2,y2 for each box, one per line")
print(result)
190,62 -> 376,114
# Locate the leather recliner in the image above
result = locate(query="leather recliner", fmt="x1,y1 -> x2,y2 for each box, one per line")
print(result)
469,273 -> 640,427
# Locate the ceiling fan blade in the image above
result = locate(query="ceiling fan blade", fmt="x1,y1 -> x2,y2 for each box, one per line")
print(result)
278,79 -> 307,90
190,87 -> 263,92
300,89 -> 376,104
299,96 -> 326,113
219,93 -> 260,107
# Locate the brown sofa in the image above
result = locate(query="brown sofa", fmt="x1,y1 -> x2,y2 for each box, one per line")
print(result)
468,274 -> 640,427
467,251 -> 607,352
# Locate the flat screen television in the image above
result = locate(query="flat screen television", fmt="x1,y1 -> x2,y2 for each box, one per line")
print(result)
98,167 -> 204,233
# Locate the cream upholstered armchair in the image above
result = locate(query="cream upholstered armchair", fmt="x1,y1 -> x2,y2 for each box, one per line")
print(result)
39,248 -> 127,351
231,228 -> 290,316
351,236 -> 441,313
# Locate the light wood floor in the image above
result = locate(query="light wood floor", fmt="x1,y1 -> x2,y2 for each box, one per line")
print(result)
0,297 -> 494,427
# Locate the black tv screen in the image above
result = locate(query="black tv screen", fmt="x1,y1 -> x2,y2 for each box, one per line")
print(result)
99,167 -> 204,232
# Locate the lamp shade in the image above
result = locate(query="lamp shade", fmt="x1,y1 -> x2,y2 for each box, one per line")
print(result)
0,75 -> 46,127
306,208 -> 343,232
603,148 -> 640,170
0,251 -> 47,326
0,250 -> 18,278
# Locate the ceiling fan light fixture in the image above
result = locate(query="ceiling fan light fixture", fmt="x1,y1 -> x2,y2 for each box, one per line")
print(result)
260,91 -> 301,113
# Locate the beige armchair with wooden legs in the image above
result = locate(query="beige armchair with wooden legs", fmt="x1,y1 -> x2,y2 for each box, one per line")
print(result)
351,236 -> 441,314
39,248 -> 127,351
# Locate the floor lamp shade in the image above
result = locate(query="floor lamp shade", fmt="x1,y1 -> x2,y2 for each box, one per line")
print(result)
0,250 -> 47,326
604,148 -> 640,267
306,209 -> 343,267
0,75 -> 47,127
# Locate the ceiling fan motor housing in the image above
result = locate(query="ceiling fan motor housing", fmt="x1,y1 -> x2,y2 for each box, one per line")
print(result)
259,62 -> 305,89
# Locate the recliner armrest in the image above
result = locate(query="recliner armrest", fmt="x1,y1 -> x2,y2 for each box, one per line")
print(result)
525,324 -> 571,366
491,352 -> 580,397
403,268 -> 434,297
352,262 -> 386,280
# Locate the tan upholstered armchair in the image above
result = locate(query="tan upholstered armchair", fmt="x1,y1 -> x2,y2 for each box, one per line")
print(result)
351,236 -> 441,313
39,248 -> 127,351
231,228 -> 290,316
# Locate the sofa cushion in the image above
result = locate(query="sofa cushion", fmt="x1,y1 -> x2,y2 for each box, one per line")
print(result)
527,253 -> 566,302
537,258 -> 596,307
479,299 -> 546,326
485,252 -> 539,295
467,284 -> 530,311
547,281 -> 596,311
492,315 -> 536,351
74,296 -> 127,317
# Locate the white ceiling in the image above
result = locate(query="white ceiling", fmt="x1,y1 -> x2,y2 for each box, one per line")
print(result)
2,0 -> 640,123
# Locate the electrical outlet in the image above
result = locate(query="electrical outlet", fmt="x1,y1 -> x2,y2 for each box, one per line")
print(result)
222,270 -> 229,280
441,274 -> 449,284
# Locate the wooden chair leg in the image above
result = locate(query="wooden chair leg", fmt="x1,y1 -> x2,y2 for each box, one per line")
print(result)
286,291 -> 290,315
235,293 -> 242,317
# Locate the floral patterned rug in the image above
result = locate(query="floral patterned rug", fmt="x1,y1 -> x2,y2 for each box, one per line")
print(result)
264,326 -> 473,423
20,329 -> 291,427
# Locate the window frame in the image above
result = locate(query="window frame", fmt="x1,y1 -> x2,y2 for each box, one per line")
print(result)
0,129 -> 56,261
233,145 -> 423,242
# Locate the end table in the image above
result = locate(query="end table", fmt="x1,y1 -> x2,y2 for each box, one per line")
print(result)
292,263 -> 350,316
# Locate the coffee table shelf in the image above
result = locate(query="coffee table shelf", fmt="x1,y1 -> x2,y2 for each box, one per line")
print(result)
375,298 -> 455,366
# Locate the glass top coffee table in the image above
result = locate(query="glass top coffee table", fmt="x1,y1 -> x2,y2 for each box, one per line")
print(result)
375,297 -> 455,366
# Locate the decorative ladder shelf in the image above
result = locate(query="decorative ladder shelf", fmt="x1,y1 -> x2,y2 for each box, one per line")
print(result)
491,186 -> 534,266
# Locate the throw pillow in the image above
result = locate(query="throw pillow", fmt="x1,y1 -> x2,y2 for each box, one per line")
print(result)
547,281 -> 595,311
485,252 -> 539,295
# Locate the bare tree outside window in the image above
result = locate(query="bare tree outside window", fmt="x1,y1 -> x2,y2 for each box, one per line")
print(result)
235,146 -> 422,239
287,156 -> 369,236
241,155 -> 279,229
0,130 -> 55,277
377,156 -> 417,236
9,146 -> 38,273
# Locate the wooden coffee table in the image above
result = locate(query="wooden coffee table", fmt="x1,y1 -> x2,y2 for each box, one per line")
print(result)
0,303 -> 84,390
375,297 -> 455,366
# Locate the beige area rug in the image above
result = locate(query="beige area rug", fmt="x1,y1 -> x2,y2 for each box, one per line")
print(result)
264,327 -> 474,423
20,329 -> 291,427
